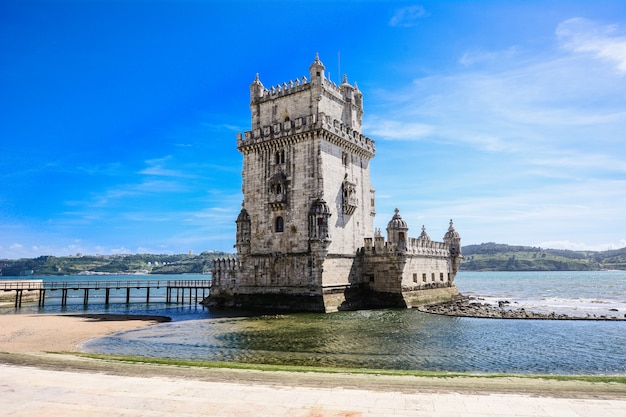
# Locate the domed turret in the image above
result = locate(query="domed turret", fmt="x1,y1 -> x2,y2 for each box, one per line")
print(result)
418,225 -> 431,241
386,208 -> 409,249
443,219 -> 461,260
443,219 -> 460,241
250,73 -> 265,101
309,53 -> 326,85
236,207 -> 250,223
235,207 -> 251,254
340,74 -> 352,89
310,198 -> 331,216
309,198 -> 331,240
387,208 -> 408,229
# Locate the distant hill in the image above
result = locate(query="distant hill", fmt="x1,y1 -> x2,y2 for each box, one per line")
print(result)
3,244 -> 626,275
460,242 -> 626,271
0,251 -> 232,276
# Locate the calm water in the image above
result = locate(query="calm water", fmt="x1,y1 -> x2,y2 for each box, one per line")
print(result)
3,271 -> 625,375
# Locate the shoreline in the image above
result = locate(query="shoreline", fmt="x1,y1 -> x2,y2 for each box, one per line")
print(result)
0,311 -> 625,414
417,296 -> 626,320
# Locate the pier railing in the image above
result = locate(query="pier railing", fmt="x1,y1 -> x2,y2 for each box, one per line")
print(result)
0,279 -> 212,308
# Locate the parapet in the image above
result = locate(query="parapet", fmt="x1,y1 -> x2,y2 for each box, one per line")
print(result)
251,73 -> 359,105
362,235 -> 451,257
211,257 -> 240,274
238,114 -> 375,157
251,75 -> 311,103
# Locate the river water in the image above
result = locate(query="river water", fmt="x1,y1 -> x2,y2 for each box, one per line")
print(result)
2,271 -> 625,375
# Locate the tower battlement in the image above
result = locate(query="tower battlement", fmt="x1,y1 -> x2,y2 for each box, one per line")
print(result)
249,53 -> 364,136
252,73 -> 354,103
237,113 -> 374,157
251,75 -> 311,103
363,236 -> 451,257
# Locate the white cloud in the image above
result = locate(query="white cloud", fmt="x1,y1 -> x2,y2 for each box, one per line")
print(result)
556,18 -> 626,73
140,156 -> 196,178
459,47 -> 519,67
370,21 -> 626,182
364,120 -> 434,141
389,5 -> 426,27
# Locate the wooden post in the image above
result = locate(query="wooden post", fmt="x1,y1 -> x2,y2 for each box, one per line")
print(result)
126,288 -> 130,304
105,288 -> 110,305
84,289 -> 89,306
146,287 -> 150,304
38,289 -> 46,307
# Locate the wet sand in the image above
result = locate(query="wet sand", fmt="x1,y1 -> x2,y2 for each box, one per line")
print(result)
0,313 -> 169,353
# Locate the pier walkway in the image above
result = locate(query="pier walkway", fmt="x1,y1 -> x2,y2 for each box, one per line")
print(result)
0,279 -> 211,307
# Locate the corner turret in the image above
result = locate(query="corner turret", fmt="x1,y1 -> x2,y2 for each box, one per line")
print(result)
250,73 -> 265,102
309,53 -> 326,85
235,207 -> 251,256
443,219 -> 462,274
386,208 -> 409,250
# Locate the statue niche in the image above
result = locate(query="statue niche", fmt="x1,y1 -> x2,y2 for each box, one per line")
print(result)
268,172 -> 288,210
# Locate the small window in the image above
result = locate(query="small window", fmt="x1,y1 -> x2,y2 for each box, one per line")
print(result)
422,273 -> 427,282
440,272 -> 444,281
275,216 -> 284,233
342,152 -> 349,166
413,273 -> 418,283
274,150 -> 285,164
431,273 -> 435,282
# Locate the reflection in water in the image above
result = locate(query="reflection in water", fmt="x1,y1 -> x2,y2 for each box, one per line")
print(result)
85,309 -> 626,375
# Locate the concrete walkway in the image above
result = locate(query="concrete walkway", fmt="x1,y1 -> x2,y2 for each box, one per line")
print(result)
1,364 -> 625,417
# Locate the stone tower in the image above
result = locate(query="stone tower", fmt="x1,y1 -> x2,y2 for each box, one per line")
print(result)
209,54 -> 376,311
207,55 -> 461,312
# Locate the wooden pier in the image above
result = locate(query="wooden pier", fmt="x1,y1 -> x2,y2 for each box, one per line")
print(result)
0,279 -> 211,308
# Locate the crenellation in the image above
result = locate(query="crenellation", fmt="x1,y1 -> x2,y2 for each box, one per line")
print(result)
239,115 -> 374,157
254,75 -> 312,102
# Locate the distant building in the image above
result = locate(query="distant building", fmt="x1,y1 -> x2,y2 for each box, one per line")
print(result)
207,55 -> 462,312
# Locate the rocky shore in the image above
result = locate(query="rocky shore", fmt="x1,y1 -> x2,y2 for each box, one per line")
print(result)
417,297 -> 626,320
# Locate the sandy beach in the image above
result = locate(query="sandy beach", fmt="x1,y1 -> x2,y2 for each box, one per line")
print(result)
0,313 -> 170,353
1,313 -> 625,416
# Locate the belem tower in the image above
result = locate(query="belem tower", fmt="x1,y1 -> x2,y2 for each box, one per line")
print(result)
205,54 -> 462,312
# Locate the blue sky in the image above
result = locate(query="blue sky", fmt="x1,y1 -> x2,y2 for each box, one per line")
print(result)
1,0 -> 625,259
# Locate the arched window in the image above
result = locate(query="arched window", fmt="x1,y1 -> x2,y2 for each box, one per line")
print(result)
275,216 -> 284,233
